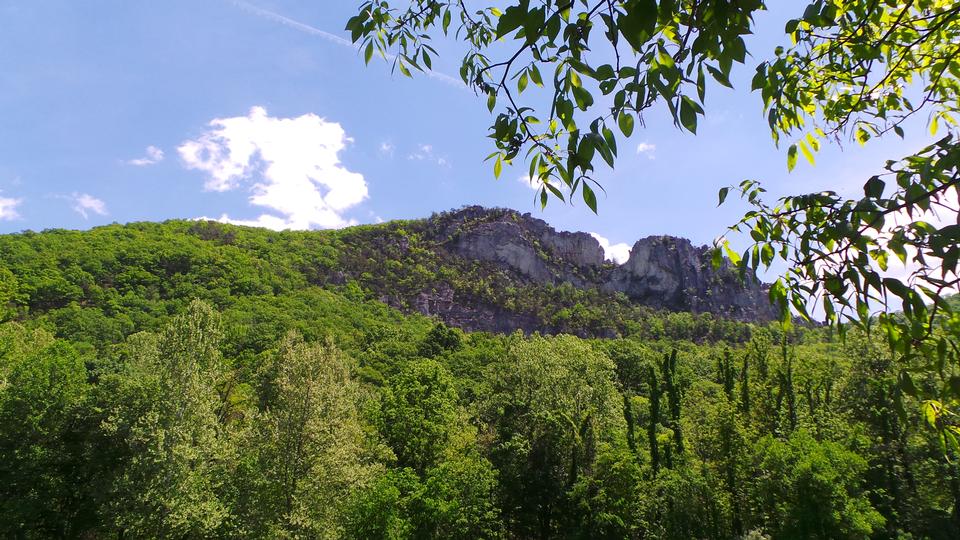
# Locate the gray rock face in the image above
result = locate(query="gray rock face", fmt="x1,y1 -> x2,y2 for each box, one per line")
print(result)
429,206 -> 777,323
438,206 -> 605,286
454,220 -> 554,283
605,236 -> 777,321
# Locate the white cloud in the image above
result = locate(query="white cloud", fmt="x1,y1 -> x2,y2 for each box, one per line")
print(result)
127,145 -> 164,166
636,142 -> 656,159
0,194 -> 22,220
178,106 -> 368,230
590,232 -> 632,265
518,175 -> 539,191
379,141 -> 395,157
71,193 -> 107,219
407,144 -> 450,167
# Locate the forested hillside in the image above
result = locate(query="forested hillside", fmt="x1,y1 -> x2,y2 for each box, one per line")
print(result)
1,213 -> 958,538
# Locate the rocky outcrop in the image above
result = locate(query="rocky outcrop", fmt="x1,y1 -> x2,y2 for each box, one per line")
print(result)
605,236 -> 777,321
433,206 -> 605,286
425,206 -> 777,323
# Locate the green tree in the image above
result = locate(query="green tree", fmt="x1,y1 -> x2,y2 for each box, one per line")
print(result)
486,335 -> 623,537
380,359 -> 460,474
0,267 -> 19,321
420,454 -> 502,539
749,430 -> 885,539
241,332 -> 374,538
0,339 -> 91,538
101,300 -> 232,537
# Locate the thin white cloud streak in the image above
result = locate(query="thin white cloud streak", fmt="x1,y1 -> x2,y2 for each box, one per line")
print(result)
590,233 -> 631,265
179,106 -> 368,230
228,0 -> 466,88
71,193 -> 108,219
128,145 -> 164,166
230,0 -> 353,47
0,194 -> 22,220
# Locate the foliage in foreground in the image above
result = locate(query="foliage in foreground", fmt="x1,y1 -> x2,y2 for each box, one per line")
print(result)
2,284 -> 960,538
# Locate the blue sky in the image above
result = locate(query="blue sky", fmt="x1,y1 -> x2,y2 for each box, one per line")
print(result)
0,0 -> 937,265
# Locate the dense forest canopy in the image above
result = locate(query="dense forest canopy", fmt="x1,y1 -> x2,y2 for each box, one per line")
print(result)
1,217 -> 959,538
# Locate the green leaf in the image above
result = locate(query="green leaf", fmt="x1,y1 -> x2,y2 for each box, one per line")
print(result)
569,69 -> 582,88
718,187 -> 729,206
364,41 -> 374,65
495,5 -> 525,39
723,242 -> 741,265
442,9 -> 452,33
493,154 -> 503,179
545,181 -> 566,201
602,126 -> 617,157
618,0 -> 658,52
679,96 -> 699,134
572,86 -> 593,111
518,71 -> 528,93
864,176 -> 885,198
787,144 -> 798,171
799,140 -> 815,165
618,113 -> 635,137
487,91 -> 497,113
582,183 -> 598,213
711,247 -> 723,269
529,65 -> 543,87
706,65 -> 733,88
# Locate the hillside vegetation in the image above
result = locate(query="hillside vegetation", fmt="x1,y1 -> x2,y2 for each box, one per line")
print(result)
0,213 -> 958,538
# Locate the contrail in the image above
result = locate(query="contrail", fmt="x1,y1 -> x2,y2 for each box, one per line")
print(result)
231,0 -> 354,47
228,0 -> 467,89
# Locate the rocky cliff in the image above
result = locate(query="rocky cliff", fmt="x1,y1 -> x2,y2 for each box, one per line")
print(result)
413,206 -> 777,325
606,236 -> 776,321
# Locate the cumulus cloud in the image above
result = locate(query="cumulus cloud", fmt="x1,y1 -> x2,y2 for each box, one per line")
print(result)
71,193 -> 107,219
590,232 -> 631,265
0,194 -> 22,220
178,106 -> 368,230
636,142 -> 656,159
128,145 -> 164,166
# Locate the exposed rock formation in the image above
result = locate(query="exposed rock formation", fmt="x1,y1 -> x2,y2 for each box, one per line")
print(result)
434,206 -> 605,287
605,236 -> 777,321
426,206 -> 776,323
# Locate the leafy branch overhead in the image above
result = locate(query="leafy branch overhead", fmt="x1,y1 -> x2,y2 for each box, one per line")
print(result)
346,0 -> 760,212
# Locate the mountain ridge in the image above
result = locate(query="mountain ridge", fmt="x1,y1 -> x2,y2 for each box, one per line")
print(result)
407,206 -> 777,326
0,205 -> 776,341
